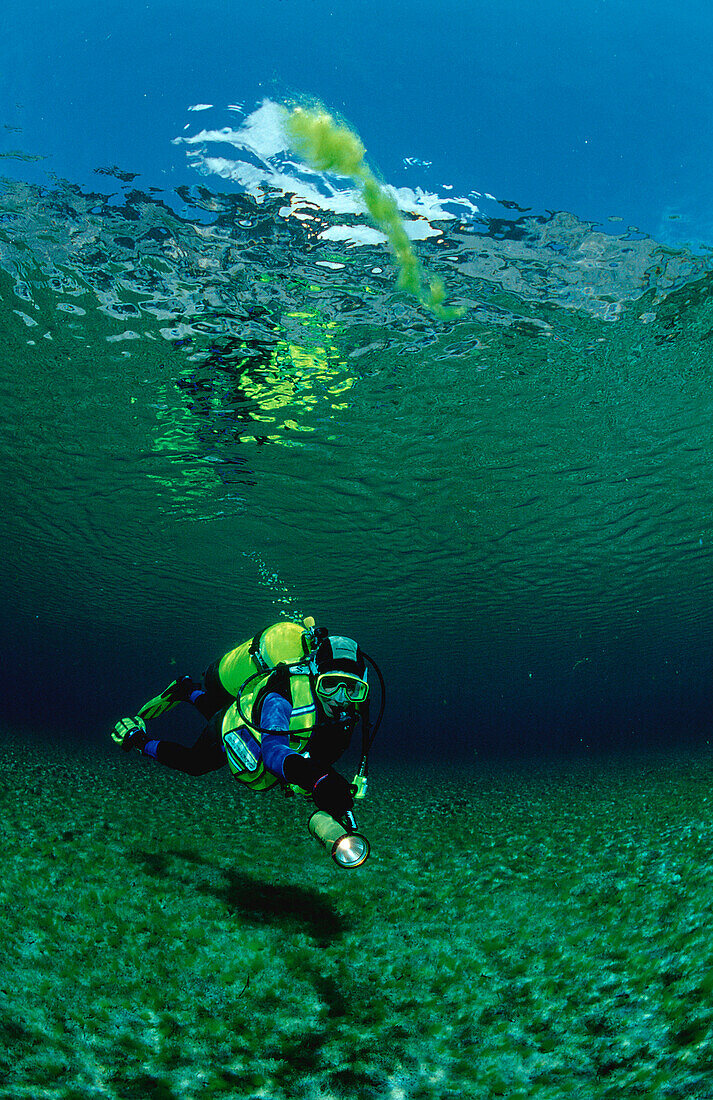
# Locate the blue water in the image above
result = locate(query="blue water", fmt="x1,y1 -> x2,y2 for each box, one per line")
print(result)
3,0 -> 713,245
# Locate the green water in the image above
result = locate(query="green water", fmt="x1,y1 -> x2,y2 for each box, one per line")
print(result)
4,172 -> 713,1100
2,178 -> 713,750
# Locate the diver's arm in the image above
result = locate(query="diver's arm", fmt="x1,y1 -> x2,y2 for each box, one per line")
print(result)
260,693 -> 355,816
259,692 -> 295,780
260,692 -> 292,732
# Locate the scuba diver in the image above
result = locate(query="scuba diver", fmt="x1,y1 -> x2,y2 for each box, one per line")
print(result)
112,619 -> 384,860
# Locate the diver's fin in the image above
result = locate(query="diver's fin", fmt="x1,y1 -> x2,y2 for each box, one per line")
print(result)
137,678 -> 189,720
112,716 -> 148,752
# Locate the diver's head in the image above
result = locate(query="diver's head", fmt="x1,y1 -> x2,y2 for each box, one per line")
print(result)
313,635 -> 369,718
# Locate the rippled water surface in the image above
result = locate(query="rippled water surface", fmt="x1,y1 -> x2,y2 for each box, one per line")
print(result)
3,103 -> 713,753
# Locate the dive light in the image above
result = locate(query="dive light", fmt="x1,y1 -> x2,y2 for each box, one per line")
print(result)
308,811 -> 370,869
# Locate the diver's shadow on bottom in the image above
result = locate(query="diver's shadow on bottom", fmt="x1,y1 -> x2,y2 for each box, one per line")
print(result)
132,848 -> 352,942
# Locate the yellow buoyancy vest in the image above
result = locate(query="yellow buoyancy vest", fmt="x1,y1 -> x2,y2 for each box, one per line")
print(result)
221,665 -> 317,791
216,619 -> 319,791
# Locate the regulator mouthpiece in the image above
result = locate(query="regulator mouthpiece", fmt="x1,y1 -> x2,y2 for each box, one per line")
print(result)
308,811 -> 370,869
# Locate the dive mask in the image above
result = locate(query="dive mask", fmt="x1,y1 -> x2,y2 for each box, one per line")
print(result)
315,672 -> 369,705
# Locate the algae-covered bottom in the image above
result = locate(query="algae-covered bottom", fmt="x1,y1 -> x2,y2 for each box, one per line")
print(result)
3,731 -> 713,1099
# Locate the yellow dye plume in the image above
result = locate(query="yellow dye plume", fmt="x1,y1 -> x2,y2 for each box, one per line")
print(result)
285,106 -> 459,319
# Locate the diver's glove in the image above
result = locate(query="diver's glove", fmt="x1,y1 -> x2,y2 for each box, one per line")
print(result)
312,770 -> 356,819
283,754 -> 356,817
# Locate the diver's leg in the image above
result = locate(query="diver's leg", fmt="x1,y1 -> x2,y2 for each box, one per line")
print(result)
195,660 -> 235,717
138,661 -> 234,722
142,710 -> 228,776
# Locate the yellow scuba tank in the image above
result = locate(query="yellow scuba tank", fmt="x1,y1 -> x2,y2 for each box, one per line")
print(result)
217,617 -> 318,697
